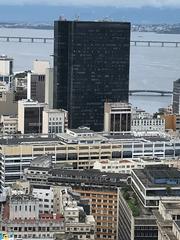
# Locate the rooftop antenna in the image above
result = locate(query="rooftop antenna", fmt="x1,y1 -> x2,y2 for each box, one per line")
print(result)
59,15 -> 66,21
75,15 -> 80,21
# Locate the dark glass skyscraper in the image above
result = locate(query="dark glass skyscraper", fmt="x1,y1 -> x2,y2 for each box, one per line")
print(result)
54,20 -> 130,131
173,79 -> 180,114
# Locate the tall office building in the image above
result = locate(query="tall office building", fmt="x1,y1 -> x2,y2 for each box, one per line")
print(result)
54,20 -> 130,131
45,68 -> 54,109
173,79 -> 180,114
104,102 -> 132,133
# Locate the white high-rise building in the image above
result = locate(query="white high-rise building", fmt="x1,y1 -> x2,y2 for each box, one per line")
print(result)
0,55 -> 13,76
33,60 -> 50,75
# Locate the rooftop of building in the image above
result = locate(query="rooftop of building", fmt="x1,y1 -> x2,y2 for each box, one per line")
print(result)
69,128 -> 95,134
105,101 -> 132,108
0,55 -> 13,60
30,155 -> 52,168
48,169 -> 129,188
10,194 -> 38,202
0,134 -> 61,145
122,187 -> 155,220
18,99 -> 48,107
0,131 -> 176,146
50,168 -> 128,180
106,133 -> 170,142
43,108 -> 67,113
133,165 -> 180,188
56,19 -> 130,24
174,79 -> 180,83
58,129 -> 107,144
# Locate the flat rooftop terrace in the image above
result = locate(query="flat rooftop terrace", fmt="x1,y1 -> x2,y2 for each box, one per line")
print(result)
133,165 -> 180,188
0,134 -> 61,145
105,133 -> 170,143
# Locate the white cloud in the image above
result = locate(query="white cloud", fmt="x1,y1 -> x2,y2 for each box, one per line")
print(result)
0,0 -> 180,8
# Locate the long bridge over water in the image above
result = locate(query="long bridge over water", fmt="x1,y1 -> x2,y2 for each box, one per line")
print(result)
0,36 -> 180,47
129,90 -> 173,96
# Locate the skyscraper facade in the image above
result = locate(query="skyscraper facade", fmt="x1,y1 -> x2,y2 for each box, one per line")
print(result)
54,20 -> 130,131
173,79 -> 180,114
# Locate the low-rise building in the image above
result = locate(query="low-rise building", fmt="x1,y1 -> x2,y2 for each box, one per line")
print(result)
131,118 -> 165,132
63,200 -> 95,240
93,158 -> 172,174
131,107 -> 165,133
13,71 -> 27,91
131,165 -> 180,208
59,128 -> 107,144
0,115 -> 18,135
164,114 -> 177,131
24,155 -> 52,184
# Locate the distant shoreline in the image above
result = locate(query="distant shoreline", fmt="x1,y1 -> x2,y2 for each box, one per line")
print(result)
1,24 -> 180,34
0,25 -> 54,30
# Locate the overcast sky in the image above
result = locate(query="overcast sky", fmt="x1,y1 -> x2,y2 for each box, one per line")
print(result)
0,0 -> 180,8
